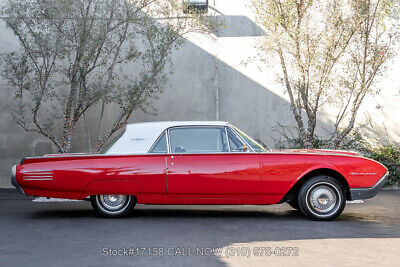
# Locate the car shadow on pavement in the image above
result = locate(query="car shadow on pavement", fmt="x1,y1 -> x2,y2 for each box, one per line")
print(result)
27,205 -> 304,220
25,203 -> 396,225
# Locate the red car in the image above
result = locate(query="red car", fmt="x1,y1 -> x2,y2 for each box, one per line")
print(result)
11,121 -> 388,220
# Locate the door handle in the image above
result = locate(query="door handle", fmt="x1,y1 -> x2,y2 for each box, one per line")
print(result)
171,162 -> 174,166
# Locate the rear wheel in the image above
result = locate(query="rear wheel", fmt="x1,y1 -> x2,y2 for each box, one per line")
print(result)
298,175 -> 346,221
90,195 -> 136,218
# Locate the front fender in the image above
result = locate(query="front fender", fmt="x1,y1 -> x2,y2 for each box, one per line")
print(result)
290,164 -> 345,188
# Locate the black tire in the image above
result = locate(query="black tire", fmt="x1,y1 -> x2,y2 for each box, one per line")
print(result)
288,199 -> 299,210
90,195 -> 136,218
298,175 -> 346,221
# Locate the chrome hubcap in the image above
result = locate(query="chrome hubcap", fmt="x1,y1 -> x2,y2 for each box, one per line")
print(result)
99,195 -> 128,211
309,185 -> 337,213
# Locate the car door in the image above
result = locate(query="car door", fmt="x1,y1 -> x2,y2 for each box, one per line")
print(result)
166,126 -> 261,199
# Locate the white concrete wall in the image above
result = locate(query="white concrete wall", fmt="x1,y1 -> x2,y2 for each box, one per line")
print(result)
0,0 -> 399,187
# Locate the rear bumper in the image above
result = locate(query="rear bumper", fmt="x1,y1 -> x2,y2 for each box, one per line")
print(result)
350,171 -> 389,200
11,165 -> 25,195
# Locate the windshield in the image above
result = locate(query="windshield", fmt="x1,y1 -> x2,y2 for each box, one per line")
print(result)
230,125 -> 266,152
100,130 -> 125,154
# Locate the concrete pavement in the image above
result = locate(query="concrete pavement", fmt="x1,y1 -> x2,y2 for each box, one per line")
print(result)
1,189 -> 399,266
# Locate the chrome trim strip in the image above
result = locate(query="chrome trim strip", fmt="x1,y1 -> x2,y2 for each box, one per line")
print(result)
23,176 -> 53,178
23,150 -> 369,159
350,172 -> 377,176
365,171 -> 388,189
165,125 -> 229,154
23,178 -> 53,181
23,172 -> 53,175
22,172 -> 53,176
225,127 -> 231,152
226,126 -> 254,153
25,171 -> 52,173
166,129 -> 171,154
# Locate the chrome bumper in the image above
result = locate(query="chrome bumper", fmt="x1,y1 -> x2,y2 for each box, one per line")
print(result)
11,165 -> 25,195
350,171 -> 389,200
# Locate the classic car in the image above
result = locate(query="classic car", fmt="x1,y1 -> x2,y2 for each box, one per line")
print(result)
11,121 -> 388,220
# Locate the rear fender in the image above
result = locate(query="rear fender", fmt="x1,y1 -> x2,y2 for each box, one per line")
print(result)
81,180 -> 140,200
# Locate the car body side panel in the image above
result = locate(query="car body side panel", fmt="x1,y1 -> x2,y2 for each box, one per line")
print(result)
15,152 -> 387,205
82,180 -> 140,199
138,194 -> 281,205
259,154 -> 317,197
331,156 -> 387,187
17,155 -> 166,200
166,154 -> 261,197
259,153 -> 387,202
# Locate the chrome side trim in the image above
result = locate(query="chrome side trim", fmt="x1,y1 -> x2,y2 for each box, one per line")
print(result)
23,178 -> 53,181
23,176 -> 53,178
22,150 -> 371,159
350,172 -> 377,176
24,171 -> 53,174
24,174 -> 52,176
22,170 -> 54,181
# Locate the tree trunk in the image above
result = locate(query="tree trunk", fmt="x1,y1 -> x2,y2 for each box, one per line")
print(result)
62,120 -> 76,153
304,135 -> 313,149
63,132 -> 73,153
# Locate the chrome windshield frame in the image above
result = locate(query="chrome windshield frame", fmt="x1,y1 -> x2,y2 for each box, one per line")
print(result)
228,124 -> 266,152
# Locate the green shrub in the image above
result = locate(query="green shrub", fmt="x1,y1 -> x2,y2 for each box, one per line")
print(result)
342,133 -> 400,187
274,131 -> 400,188
366,144 -> 400,188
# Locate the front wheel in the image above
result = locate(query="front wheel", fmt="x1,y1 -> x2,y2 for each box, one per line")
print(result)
91,195 -> 136,217
298,176 -> 346,221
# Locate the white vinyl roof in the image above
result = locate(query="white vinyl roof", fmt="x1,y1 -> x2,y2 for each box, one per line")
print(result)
105,121 -> 229,154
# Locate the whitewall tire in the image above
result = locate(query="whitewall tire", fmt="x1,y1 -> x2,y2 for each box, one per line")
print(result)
298,176 -> 346,221
90,195 -> 136,217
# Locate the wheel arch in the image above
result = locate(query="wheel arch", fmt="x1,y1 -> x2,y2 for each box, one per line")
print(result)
279,168 -> 351,203
80,179 -> 140,201
86,194 -> 138,204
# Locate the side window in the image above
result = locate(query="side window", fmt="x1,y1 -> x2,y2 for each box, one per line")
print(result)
149,132 -> 167,153
227,128 -> 245,152
169,127 -> 228,153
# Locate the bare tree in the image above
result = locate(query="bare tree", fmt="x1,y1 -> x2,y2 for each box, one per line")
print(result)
1,0 -> 219,153
251,0 -> 398,148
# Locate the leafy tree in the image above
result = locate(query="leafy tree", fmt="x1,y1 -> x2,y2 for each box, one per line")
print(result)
252,0 -> 399,148
1,0 -> 218,152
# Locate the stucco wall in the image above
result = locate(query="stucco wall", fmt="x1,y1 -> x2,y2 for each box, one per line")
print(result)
0,0 -> 399,188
